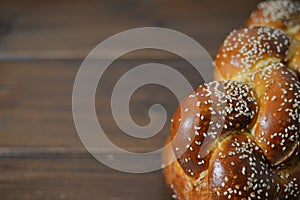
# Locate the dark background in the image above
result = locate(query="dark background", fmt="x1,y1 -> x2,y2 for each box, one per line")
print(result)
0,0 -> 264,199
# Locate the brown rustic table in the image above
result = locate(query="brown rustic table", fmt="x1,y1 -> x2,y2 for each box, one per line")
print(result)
0,0 -> 262,199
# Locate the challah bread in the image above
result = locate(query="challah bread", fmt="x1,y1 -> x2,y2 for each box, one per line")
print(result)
246,0 -> 300,75
163,65 -> 300,199
163,1 -> 300,199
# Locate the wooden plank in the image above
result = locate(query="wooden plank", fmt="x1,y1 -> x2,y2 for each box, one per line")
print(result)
0,59 -> 209,149
0,157 -> 172,200
0,0 -> 261,59
0,59 -> 205,200
0,1 -> 270,199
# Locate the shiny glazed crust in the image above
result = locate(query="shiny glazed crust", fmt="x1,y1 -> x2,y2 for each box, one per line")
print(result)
163,1 -> 300,199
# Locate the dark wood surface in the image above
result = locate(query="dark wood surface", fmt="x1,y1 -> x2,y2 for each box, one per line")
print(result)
0,0 -> 264,199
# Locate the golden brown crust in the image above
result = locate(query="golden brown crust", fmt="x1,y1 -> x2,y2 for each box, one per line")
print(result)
249,63 -> 300,166
163,131 -> 300,199
163,67 -> 300,199
163,136 -> 210,200
170,81 -> 258,178
163,1 -> 300,199
208,133 -> 278,199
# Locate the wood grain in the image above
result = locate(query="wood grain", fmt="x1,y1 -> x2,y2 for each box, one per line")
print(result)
0,0 -> 268,199
0,157 -> 171,200
0,59 -> 207,150
0,0 -> 261,60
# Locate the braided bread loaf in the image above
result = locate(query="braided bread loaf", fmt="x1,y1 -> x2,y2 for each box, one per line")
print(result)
163,1 -> 300,199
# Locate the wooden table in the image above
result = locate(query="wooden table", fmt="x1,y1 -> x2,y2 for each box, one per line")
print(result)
0,0 -> 262,199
